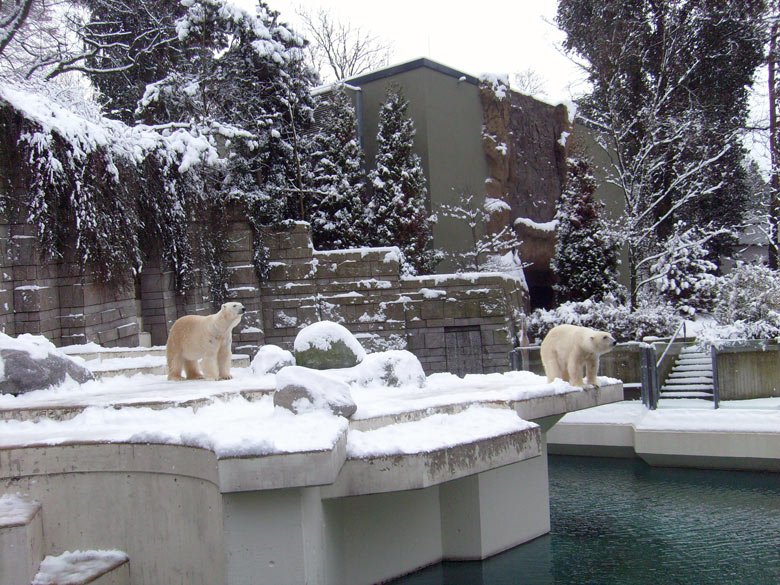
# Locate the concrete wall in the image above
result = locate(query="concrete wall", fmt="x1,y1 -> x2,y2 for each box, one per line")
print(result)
0,444 -> 226,585
715,343 -> 780,400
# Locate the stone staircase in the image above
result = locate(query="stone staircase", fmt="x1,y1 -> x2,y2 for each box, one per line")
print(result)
0,494 -> 129,585
63,346 -> 250,379
660,345 -> 714,400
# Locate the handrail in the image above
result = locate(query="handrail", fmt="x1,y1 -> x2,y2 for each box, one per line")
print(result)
656,320 -> 687,368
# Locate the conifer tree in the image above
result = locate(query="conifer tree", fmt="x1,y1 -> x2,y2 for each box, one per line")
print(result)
309,87 -> 368,249
552,150 -> 621,303
367,86 -> 436,274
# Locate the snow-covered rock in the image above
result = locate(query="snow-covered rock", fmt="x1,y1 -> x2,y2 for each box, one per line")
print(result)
293,321 -> 366,370
0,333 -> 93,396
274,366 -> 357,417
346,350 -> 426,388
250,344 -> 295,375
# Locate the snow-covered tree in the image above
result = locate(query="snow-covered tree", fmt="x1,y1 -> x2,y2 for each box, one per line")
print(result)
308,87 -> 368,249
437,190 -> 522,273
368,86 -> 436,274
552,151 -> 621,303
557,0 -> 766,307
649,222 -> 718,316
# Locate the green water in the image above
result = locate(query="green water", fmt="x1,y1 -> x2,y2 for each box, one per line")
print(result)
390,456 -> 780,585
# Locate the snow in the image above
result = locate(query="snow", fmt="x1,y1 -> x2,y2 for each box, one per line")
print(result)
479,73 -> 510,100
250,345 -> 294,375
419,288 -> 447,299
514,217 -> 559,232
293,321 -> 367,362
32,550 -> 128,585
0,395 -> 348,458
483,197 -> 511,214
0,493 -> 39,526
560,398 -> 780,433
276,366 -> 354,414
347,406 -> 536,458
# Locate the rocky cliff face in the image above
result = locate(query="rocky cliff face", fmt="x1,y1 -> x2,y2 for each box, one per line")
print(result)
480,78 -> 570,307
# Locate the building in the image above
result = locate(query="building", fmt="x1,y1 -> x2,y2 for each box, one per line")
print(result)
320,58 -> 572,309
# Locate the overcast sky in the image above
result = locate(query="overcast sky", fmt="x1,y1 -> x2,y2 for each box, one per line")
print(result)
265,0 -> 589,104
260,0 -> 769,172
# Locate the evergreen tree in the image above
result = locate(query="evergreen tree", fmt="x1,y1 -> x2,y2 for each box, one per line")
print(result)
650,222 -> 718,316
552,150 -> 621,303
309,87 -> 368,249
557,0 -> 766,306
368,86 -> 436,274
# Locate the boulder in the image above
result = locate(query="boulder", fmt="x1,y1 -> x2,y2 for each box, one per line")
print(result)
293,321 -> 366,370
349,350 -> 427,388
274,366 -> 356,418
250,345 -> 295,375
0,334 -> 93,396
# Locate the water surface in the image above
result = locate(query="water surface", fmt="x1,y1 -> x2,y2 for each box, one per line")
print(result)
391,456 -> 780,584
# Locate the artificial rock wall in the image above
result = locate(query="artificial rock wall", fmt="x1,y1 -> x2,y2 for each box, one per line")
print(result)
0,213 -> 528,375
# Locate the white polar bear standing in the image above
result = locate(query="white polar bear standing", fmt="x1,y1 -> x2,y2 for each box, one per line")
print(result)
540,324 -> 616,388
166,302 -> 245,381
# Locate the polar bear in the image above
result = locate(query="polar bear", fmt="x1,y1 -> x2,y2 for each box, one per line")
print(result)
540,324 -> 616,388
166,302 -> 245,381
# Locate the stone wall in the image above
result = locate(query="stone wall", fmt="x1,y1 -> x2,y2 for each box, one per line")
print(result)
260,223 -> 528,374
0,214 -> 528,375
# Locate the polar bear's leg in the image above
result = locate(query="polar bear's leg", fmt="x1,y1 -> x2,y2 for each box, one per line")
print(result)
217,336 -> 233,380
167,350 -> 184,381
183,359 -> 203,380
567,352 -> 585,387
540,345 -> 557,382
200,352 -> 220,380
585,356 -> 600,387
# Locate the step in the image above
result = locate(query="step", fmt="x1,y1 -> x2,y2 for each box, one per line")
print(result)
61,346 -> 167,362
90,354 -> 250,379
661,384 -> 714,392
31,550 -> 129,585
676,356 -> 711,364
0,494 -> 43,585
659,391 -> 714,399
669,363 -> 713,372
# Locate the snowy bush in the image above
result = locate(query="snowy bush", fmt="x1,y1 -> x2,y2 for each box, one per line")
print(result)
526,294 -> 680,343
698,263 -> 780,341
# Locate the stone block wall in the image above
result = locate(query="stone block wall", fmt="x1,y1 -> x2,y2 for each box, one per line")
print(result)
0,213 -> 528,374
259,223 -> 528,374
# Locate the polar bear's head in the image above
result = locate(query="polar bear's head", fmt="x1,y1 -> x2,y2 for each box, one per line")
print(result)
221,302 -> 246,319
589,330 -> 616,355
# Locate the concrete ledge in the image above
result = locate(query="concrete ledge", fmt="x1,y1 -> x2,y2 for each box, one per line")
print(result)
547,422 -> 636,458
635,429 -> 780,471
351,383 -> 624,432
511,383 -> 624,421
218,431 -> 348,492
321,426 -> 542,498
0,443 -> 220,486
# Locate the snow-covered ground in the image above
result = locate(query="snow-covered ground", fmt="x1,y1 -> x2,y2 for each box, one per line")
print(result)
0,360 -> 592,458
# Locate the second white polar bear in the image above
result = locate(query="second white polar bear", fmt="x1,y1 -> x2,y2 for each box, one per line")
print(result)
540,324 -> 616,388
166,302 -> 245,381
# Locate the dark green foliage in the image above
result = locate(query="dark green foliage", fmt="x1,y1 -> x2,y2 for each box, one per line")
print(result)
309,87 -> 368,250
557,0 -> 766,305
553,150 -> 622,303
368,86 -> 436,274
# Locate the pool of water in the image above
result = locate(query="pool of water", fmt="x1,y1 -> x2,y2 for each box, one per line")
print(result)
390,456 -> 780,585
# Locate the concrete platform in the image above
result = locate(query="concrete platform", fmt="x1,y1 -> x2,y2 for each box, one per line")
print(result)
1,372 -> 623,585
547,400 -> 780,471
